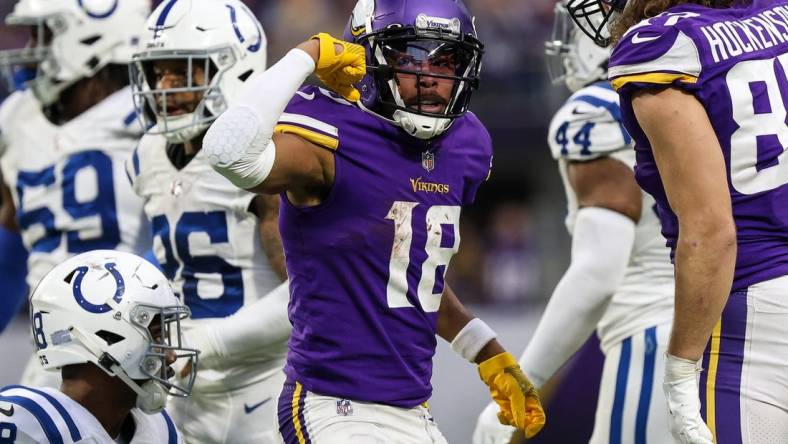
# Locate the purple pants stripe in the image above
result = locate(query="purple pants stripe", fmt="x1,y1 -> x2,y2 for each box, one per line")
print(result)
700,289 -> 748,444
277,377 -> 312,444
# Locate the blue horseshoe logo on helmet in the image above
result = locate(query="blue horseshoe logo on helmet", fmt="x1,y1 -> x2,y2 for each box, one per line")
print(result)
72,263 -> 126,313
77,0 -> 119,19
226,3 -> 263,53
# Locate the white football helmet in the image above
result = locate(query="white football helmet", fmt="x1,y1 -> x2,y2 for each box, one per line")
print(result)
0,0 -> 150,105
130,0 -> 267,144
545,2 -> 610,92
29,250 -> 198,414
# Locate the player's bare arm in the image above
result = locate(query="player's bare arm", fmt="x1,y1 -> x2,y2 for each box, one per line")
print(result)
0,179 -> 17,231
568,157 -> 641,222
438,284 -> 546,438
632,87 -> 735,362
250,194 -> 288,280
437,284 -> 510,363
633,86 -> 734,443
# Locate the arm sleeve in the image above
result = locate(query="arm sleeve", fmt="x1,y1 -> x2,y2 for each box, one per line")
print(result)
187,281 -> 291,366
203,49 -> 316,189
519,207 -> 636,388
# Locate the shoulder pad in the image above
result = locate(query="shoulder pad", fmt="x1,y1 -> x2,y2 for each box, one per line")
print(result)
0,385 -> 83,444
547,83 -> 632,161
0,92 -> 31,132
609,10 -> 703,92
160,409 -> 180,444
275,85 -> 354,150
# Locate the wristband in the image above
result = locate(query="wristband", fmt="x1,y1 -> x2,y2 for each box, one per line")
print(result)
451,318 -> 497,362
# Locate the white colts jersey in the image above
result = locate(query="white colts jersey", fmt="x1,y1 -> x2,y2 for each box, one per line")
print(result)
127,134 -> 286,391
0,88 -> 149,289
0,385 -> 182,443
547,81 -> 674,352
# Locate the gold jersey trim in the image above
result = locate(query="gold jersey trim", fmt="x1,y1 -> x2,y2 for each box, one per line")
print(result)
610,72 -> 699,91
275,124 -> 339,150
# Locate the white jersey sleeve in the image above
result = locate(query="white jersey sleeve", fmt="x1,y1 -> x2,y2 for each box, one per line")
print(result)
546,82 -> 632,161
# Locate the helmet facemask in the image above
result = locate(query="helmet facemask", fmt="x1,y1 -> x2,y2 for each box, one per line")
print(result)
566,0 -> 626,47
546,4 -> 610,92
68,303 -> 199,414
0,15 -> 57,100
130,50 -> 232,144
363,24 -> 483,139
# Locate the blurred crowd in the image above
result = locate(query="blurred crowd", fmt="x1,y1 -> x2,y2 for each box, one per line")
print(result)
0,0 -> 573,307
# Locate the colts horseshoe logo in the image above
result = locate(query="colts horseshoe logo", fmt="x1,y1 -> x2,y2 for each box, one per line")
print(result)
72,263 -> 126,313
226,3 -> 263,53
77,0 -> 119,19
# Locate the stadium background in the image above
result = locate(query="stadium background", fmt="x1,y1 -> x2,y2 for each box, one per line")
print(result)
0,1 -> 604,442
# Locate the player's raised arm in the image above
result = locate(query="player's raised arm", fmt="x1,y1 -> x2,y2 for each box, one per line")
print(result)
437,285 -> 546,439
204,34 -> 365,195
633,87 -> 735,443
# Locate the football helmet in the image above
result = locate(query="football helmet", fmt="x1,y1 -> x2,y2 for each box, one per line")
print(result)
29,250 -> 198,414
565,0 -> 627,47
343,0 -> 484,140
545,3 -> 611,92
130,0 -> 267,144
0,0 -> 150,105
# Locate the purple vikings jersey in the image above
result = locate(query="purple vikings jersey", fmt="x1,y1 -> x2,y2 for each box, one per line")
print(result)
609,1 -> 788,290
275,86 -> 492,407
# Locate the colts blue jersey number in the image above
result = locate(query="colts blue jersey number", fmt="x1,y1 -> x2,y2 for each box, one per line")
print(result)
15,150 -> 120,253
152,211 -> 243,319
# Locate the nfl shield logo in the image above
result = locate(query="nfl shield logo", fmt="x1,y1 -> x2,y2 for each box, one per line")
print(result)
422,151 -> 435,172
336,399 -> 353,416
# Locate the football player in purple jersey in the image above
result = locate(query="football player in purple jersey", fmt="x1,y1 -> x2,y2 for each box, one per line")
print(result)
569,0 -> 788,443
203,0 -> 546,442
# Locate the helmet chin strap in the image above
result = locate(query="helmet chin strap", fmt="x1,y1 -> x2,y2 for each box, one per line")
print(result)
392,109 -> 452,140
112,370 -> 169,414
69,327 -> 169,414
30,75 -> 78,107
159,113 -> 211,145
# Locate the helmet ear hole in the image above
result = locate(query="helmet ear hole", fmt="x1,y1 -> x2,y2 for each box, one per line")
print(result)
80,35 -> 101,46
64,268 -> 79,284
95,330 -> 125,345
237,69 -> 253,82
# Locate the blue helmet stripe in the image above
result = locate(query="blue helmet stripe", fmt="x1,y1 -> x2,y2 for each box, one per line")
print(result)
226,5 -> 245,43
156,0 -> 180,28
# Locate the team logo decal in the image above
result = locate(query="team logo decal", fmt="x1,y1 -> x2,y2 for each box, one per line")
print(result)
336,399 -> 353,416
77,0 -> 118,19
72,262 -> 126,313
422,151 -> 435,172
226,3 -> 263,53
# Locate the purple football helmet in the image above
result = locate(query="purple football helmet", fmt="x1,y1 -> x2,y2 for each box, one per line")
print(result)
343,0 -> 484,139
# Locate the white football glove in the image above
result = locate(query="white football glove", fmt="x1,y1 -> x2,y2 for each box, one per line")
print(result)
473,401 -> 517,444
663,353 -> 714,444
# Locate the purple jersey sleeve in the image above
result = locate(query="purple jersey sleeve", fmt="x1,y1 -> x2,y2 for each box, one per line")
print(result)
608,7 -> 706,96
274,86 -> 348,151
458,112 -> 493,205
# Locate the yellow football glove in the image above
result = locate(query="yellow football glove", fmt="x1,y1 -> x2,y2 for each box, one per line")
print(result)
479,352 -> 546,439
310,32 -> 366,102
